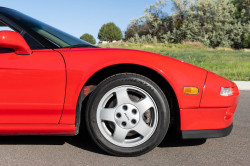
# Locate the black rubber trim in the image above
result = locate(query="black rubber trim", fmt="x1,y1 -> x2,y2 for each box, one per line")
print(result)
75,85 -> 97,135
182,123 -> 233,139
0,13 -> 50,49
0,10 -> 56,49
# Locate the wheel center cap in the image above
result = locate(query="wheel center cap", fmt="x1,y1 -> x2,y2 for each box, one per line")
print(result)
114,104 -> 140,129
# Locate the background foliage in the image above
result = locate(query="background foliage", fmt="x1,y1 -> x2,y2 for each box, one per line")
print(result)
125,0 -> 250,49
98,22 -> 123,42
80,33 -> 96,44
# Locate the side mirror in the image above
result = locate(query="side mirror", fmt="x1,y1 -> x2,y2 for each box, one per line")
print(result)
0,30 -> 32,55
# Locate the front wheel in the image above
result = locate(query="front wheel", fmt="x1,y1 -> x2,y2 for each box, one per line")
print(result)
86,73 -> 170,156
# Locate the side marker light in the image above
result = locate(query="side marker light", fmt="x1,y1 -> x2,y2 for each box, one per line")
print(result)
183,87 -> 199,95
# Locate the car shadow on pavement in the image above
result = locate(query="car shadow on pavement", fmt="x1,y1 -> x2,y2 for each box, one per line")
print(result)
0,131 -> 109,155
0,127 -> 206,156
65,131 -> 109,155
158,127 -> 207,148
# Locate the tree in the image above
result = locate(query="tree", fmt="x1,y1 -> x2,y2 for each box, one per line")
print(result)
125,0 -> 172,41
230,0 -> 250,48
164,0 -> 246,48
183,0 -> 238,47
80,33 -> 96,44
230,0 -> 250,23
127,0 -> 250,48
98,22 -> 122,42
171,0 -> 193,29
162,0 -> 193,43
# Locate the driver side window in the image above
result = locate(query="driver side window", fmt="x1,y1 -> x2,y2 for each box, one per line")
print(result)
0,21 -> 45,50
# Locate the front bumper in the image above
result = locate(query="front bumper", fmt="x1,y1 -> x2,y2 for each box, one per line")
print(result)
180,104 -> 238,139
182,123 -> 233,139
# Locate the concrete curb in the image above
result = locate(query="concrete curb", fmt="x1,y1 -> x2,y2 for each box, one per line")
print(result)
233,81 -> 250,91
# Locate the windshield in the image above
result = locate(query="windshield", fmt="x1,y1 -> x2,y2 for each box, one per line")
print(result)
0,7 -> 96,48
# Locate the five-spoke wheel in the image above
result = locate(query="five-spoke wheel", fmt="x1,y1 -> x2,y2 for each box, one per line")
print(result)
86,73 -> 169,156
97,85 -> 158,147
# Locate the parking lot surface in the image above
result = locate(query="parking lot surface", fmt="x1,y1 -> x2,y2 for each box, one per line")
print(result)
0,91 -> 249,166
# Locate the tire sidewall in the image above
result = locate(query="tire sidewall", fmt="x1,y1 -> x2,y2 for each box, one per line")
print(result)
86,74 -> 170,156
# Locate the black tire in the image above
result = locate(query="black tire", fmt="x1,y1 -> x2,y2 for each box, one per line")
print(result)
85,73 -> 170,157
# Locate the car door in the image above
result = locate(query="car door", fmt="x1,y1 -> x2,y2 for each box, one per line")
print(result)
0,48 -> 66,124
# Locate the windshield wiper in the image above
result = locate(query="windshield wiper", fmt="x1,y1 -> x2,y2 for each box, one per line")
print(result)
64,44 -> 98,48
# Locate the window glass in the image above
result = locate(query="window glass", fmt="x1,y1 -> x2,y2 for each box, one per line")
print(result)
0,20 -> 45,49
0,21 -> 14,31
0,8 -> 96,48
21,32 -> 45,49
0,27 -> 12,31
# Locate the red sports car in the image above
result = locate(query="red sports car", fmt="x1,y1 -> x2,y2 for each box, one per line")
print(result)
0,7 -> 239,156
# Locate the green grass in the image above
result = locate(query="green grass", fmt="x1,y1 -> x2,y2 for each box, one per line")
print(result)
100,43 -> 250,81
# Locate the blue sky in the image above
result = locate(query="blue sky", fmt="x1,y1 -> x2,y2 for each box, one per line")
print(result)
1,0 -> 173,42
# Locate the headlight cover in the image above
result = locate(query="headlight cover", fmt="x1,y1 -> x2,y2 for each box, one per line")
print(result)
220,87 -> 233,96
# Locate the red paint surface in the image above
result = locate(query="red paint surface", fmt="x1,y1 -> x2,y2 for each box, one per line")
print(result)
200,72 -> 240,108
0,31 -> 32,55
180,104 -> 237,131
0,124 -> 75,136
0,45 -> 240,134
57,48 -> 208,124
0,49 -> 66,123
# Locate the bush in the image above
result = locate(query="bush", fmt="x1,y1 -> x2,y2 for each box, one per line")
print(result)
243,35 -> 250,48
128,34 -> 157,43
162,28 -> 184,43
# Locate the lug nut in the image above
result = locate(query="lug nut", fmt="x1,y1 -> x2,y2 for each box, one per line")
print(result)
131,119 -> 137,124
116,113 -> 121,118
132,109 -> 137,114
123,105 -> 128,110
122,122 -> 127,127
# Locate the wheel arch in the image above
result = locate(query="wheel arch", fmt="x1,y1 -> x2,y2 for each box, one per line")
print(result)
77,64 -> 180,134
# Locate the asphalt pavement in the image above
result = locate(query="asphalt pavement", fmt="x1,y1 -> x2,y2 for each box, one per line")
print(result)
0,91 -> 249,166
